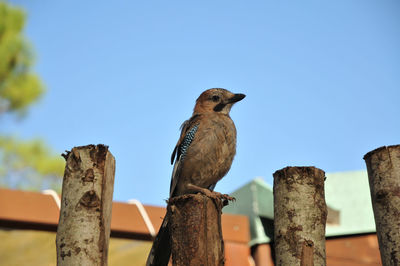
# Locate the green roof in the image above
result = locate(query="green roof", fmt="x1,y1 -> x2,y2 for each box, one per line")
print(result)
223,178 -> 274,246
223,170 -> 376,246
324,170 -> 376,236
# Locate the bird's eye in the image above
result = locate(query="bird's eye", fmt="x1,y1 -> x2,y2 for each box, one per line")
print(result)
211,95 -> 220,102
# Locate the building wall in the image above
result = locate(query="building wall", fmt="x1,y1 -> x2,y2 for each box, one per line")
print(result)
253,233 -> 381,266
326,234 -> 381,266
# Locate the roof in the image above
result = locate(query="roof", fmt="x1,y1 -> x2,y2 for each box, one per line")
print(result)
223,170 -> 376,246
324,170 -> 376,237
0,188 -> 252,266
0,188 -> 250,244
223,177 -> 274,246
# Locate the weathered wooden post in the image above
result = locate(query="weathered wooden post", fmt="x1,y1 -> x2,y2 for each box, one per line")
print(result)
273,166 -> 327,266
169,193 -> 225,265
364,145 -> 400,266
56,144 -> 115,266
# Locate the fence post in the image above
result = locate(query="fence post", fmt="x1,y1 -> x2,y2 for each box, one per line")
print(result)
56,145 -> 115,266
364,145 -> 400,266
168,193 -> 225,265
273,166 -> 327,266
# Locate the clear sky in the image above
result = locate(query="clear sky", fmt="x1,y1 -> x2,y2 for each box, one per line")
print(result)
4,1 -> 400,206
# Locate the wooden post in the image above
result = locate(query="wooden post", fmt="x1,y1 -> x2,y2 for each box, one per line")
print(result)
364,145 -> 400,266
56,145 -> 115,266
252,244 -> 274,266
168,193 -> 224,266
273,167 -> 327,266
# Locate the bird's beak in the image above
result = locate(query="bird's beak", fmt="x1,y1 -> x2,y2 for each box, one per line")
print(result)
228,93 -> 246,103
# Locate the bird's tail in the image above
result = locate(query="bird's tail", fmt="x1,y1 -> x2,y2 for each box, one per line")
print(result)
146,214 -> 171,266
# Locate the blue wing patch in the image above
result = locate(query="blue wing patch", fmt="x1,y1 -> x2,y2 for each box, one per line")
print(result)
179,124 -> 199,160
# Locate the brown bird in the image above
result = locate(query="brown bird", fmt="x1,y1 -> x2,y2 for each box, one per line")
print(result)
146,88 -> 245,266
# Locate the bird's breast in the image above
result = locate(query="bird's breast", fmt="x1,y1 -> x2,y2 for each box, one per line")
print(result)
180,115 -> 237,188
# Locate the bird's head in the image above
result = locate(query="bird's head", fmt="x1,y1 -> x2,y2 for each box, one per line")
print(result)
193,88 -> 246,115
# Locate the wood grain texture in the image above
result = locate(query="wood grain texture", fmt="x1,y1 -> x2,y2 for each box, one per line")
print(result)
273,166 -> 327,266
169,193 -> 225,266
364,145 -> 400,266
56,145 -> 115,266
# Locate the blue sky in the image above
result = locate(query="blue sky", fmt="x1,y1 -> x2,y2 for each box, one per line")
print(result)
4,1 -> 400,206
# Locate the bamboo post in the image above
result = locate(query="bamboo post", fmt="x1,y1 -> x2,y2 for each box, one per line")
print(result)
168,193 -> 224,266
273,166 -> 327,266
56,145 -> 115,266
364,145 -> 400,266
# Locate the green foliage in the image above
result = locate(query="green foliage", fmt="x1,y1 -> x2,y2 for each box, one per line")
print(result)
0,2 -> 45,115
0,136 -> 64,176
0,136 -> 65,192
0,2 -> 63,192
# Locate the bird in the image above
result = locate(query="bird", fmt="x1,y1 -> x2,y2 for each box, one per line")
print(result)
146,88 -> 245,266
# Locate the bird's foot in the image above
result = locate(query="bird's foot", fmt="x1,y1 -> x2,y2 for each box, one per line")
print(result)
187,184 -> 235,206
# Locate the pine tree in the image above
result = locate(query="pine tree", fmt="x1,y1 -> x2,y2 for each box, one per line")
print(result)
0,2 -> 64,192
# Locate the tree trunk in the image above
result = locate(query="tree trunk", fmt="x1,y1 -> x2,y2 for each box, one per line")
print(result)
364,145 -> 400,266
168,193 -> 224,266
56,145 -> 115,266
273,166 -> 327,266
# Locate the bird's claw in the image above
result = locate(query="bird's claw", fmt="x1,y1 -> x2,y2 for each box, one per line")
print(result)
198,190 -> 235,206
186,184 -> 235,206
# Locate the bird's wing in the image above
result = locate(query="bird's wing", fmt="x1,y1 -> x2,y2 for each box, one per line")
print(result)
169,114 -> 200,197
